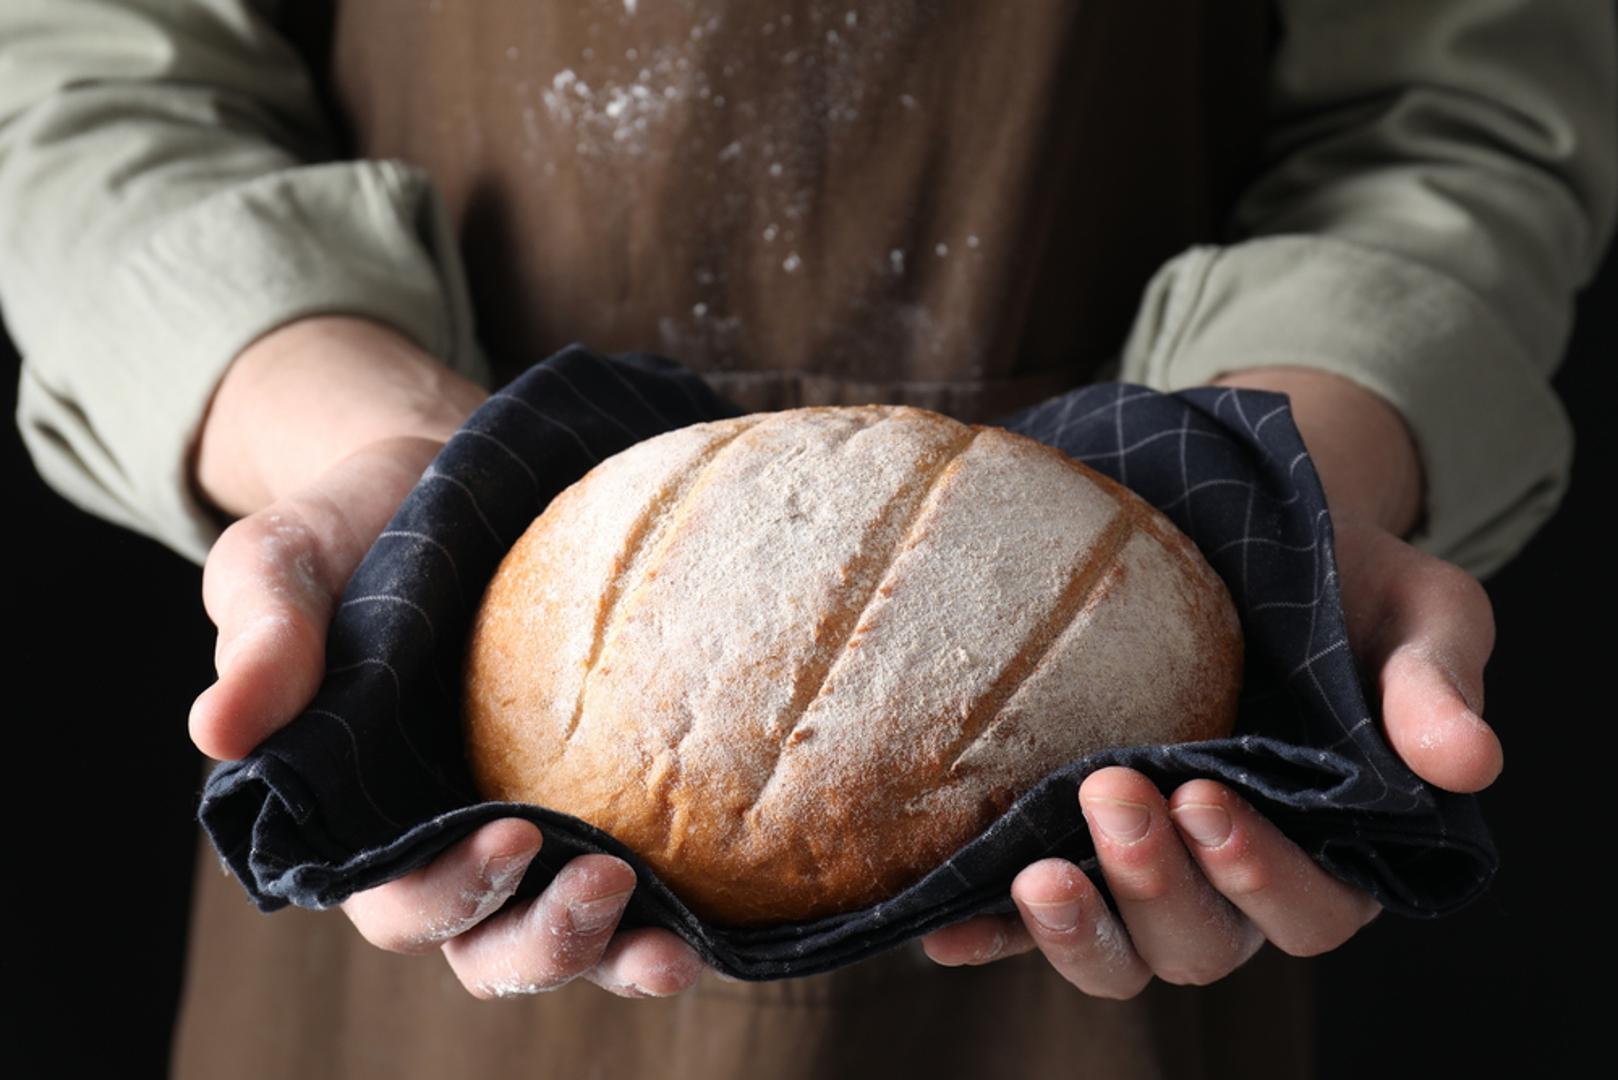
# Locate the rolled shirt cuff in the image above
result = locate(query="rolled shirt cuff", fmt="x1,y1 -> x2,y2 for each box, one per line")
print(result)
14,158 -> 488,565
1118,234 -> 1574,579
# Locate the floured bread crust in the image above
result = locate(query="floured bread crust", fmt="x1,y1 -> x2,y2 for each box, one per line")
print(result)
462,405 -> 1242,926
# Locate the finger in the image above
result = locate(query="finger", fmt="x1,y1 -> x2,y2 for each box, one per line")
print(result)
1336,522 -> 1501,792
190,508 -> 339,760
189,439 -> 440,760
441,853 -> 639,1000
920,912 -> 1036,968
1381,641 -> 1502,793
1168,781 -> 1381,958
340,818 -> 543,955
1080,767 -> 1264,986
583,927 -> 708,998
1008,858 -> 1152,999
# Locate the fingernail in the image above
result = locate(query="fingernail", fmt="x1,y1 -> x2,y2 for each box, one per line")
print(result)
620,979 -> 685,998
1024,898 -> 1082,933
1456,687 -> 1482,716
976,927 -> 1006,962
216,615 -> 291,676
483,849 -> 539,893
1458,706 -> 1495,739
1171,803 -> 1232,848
1083,798 -> 1151,844
568,889 -> 633,934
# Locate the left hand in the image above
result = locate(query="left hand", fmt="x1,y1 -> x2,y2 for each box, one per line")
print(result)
920,368 -> 1501,996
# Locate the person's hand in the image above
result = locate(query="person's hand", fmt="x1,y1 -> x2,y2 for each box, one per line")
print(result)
920,367 -> 1500,996
187,316 -> 707,999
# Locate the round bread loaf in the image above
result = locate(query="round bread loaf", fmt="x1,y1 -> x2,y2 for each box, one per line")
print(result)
462,404 -> 1242,926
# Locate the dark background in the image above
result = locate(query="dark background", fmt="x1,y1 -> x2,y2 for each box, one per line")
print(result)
4,246 -> 1610,1073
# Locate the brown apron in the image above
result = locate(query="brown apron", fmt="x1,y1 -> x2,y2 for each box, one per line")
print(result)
175,2 -> 1312,1076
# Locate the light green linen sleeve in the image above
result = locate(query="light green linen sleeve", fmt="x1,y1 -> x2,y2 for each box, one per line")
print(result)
1119,0 -> 1617,579
0,0 -> 488,565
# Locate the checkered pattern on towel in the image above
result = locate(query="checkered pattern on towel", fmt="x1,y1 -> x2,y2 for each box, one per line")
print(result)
199,346 -> 1495,980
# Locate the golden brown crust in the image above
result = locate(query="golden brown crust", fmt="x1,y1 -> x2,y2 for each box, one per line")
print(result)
463,406 -> 1242,926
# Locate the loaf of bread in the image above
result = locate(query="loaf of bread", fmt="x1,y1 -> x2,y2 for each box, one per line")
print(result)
462,404 -> 1242,926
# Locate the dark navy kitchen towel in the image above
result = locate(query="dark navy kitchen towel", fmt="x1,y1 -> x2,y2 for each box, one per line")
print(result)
199,345 -> 1496,981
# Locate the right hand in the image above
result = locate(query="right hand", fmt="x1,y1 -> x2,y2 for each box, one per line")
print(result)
187,316 -> 707,999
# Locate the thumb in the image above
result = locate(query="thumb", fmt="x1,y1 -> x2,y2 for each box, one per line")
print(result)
189,437 -> 444,760
1334,517 -> 1502,794
1380,643 -> 1501,794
